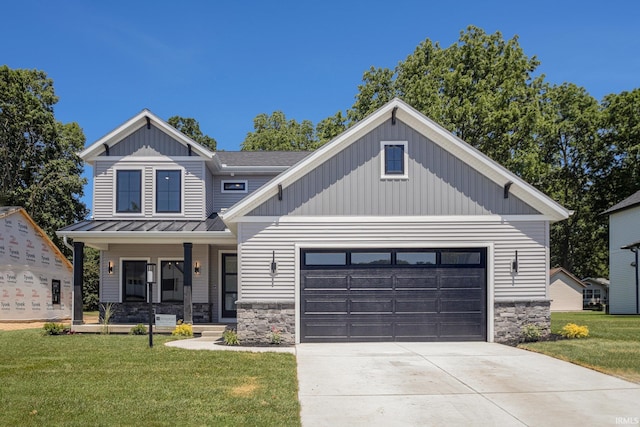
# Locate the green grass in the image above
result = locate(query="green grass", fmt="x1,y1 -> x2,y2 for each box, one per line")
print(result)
0,330 -> 300,426
519,311 -> 640,383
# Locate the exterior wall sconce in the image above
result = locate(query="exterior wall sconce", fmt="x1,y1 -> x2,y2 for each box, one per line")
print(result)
194,261 -> 200,275
511,250 -> 519,273
108,261 -> 114,275
271,251 -> 277,274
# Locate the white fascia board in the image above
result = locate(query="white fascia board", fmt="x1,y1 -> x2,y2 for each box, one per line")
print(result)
395,103 -> 571,222
80,109 -> 215,164
221,97 -> 570,225
216,165 -> 290,174
220,102 -> 396,223
234,214 -> 552,223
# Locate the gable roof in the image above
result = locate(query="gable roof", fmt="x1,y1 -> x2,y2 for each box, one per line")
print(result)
0,206 -> 73,271
79,109 -> 215,165
220,98 -> 571,225
550,267 -> 586,288
216,151 -> 312,167
603,189 -> 640,215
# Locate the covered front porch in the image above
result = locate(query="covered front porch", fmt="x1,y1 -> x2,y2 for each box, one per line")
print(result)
57,215 -> 238,326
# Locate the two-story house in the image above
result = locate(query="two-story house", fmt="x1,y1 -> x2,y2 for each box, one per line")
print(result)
58,98 -> 570,344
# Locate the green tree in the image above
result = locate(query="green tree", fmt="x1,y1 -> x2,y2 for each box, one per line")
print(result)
167,116 -> 217,151
0,66 -> 88,254
599,89 -> 640,204
349,26 -> 545,182
316,111 -> 347,144
241,111 -> 317,151
83,247 -> 100,310
538,83 -> 606,277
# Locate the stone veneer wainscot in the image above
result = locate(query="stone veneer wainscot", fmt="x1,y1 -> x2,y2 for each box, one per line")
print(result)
494,300 -> 551,344
236,300 -> 295,345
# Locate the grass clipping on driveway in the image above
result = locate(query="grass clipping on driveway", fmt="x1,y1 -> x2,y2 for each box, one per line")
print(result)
0,330 -> 300,426
519,311 -> 640,384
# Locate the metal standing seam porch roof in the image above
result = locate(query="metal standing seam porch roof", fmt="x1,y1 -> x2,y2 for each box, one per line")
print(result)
58,213 -> 228,233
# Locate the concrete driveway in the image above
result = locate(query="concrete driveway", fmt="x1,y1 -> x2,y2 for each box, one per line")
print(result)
296,342 -> 640,426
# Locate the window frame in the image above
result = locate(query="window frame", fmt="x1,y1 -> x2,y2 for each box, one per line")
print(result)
114,168 -> 143,215
154,168 -> 183,214
221,180 -> 248,193
380,141 -> 408,179
120,258 -> 151,303
159,258 -> 184,303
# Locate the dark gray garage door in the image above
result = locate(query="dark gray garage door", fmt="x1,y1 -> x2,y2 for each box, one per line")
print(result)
300,248 -> 486,342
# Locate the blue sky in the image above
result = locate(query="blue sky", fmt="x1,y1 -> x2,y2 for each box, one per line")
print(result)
3,1 -> 639,214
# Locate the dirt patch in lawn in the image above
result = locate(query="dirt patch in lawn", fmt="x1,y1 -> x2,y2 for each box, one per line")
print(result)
0,313 -> 99,331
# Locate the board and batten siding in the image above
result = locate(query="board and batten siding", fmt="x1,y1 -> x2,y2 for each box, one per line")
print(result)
609,207 -> 640,314
102,124 -> 191,157
249,119 -> 539,217
101,244 -> 209,303
92,159 -> 206,220
237,220 -> 548,302
213,175 -> 274,212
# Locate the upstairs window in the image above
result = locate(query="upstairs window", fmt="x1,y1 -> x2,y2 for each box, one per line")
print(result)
156,170 -> 181,213
381,141 -> 408,179
116,170 -> 142,213
221,180 -> 248,193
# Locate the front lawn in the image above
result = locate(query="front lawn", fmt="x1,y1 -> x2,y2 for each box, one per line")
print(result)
519,311 -> 640,383
0,330 -> 300,426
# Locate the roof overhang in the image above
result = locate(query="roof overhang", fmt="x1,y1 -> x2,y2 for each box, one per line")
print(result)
220,98 -> 572,227
56,230 -> 235,250
80,109 -> 215,166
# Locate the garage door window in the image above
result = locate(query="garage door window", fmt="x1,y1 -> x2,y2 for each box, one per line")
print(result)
351,252 -> 391,265
441,251 -> 482,265
304,252 -> 347,266
396,251 -> 436,265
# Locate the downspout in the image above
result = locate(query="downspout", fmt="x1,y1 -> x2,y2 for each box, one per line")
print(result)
63,235 -> 76,324
635,248 -> 640,315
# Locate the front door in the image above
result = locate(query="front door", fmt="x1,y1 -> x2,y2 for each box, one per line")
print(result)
221,253 -> 237,318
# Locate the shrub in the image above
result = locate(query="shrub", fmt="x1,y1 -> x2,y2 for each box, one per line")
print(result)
100,302 -> 115,335
521,323 -> 542,342
172,324 -> 193,337
269,326 -> 282,345
43,322 -> 66,335
223,329 -> 239,346
130,324 -> 148,335
560,323 -> 589,339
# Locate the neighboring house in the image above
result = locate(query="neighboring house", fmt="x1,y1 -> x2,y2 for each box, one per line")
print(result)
1,207 -> 72,322
581,277 -> 609,309
548,268 -> 585,311
58,98 -> 570,344
604,190 -> 640,314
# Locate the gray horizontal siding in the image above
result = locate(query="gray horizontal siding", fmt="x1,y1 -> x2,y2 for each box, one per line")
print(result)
101,244 -> 209,303
92,159 -> 206,220
237,220 -> 548,302
104,124 -> 189,157
249,119 -> 538,216
214,175 -> 274,212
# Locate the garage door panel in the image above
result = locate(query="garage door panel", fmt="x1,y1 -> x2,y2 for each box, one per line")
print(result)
395,298 -> 438,313
350,275 -> 394,289
300,248 -> 486,342
395,276 -> 438,289
304,298 -> 349,314
350,298 -> 394,314
302,274 -> 349,290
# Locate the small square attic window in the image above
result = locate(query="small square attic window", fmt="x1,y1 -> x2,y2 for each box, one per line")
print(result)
221,180 -> 248,193
381,141 -> 408,179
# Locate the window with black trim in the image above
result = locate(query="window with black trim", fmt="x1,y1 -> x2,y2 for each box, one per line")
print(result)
122,260 -> 147,302
156,170 -> 181,213
116,170 -> 142,213
51,280 -> 61,305
161,261 -> 184,302
221,180 -> 247,193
